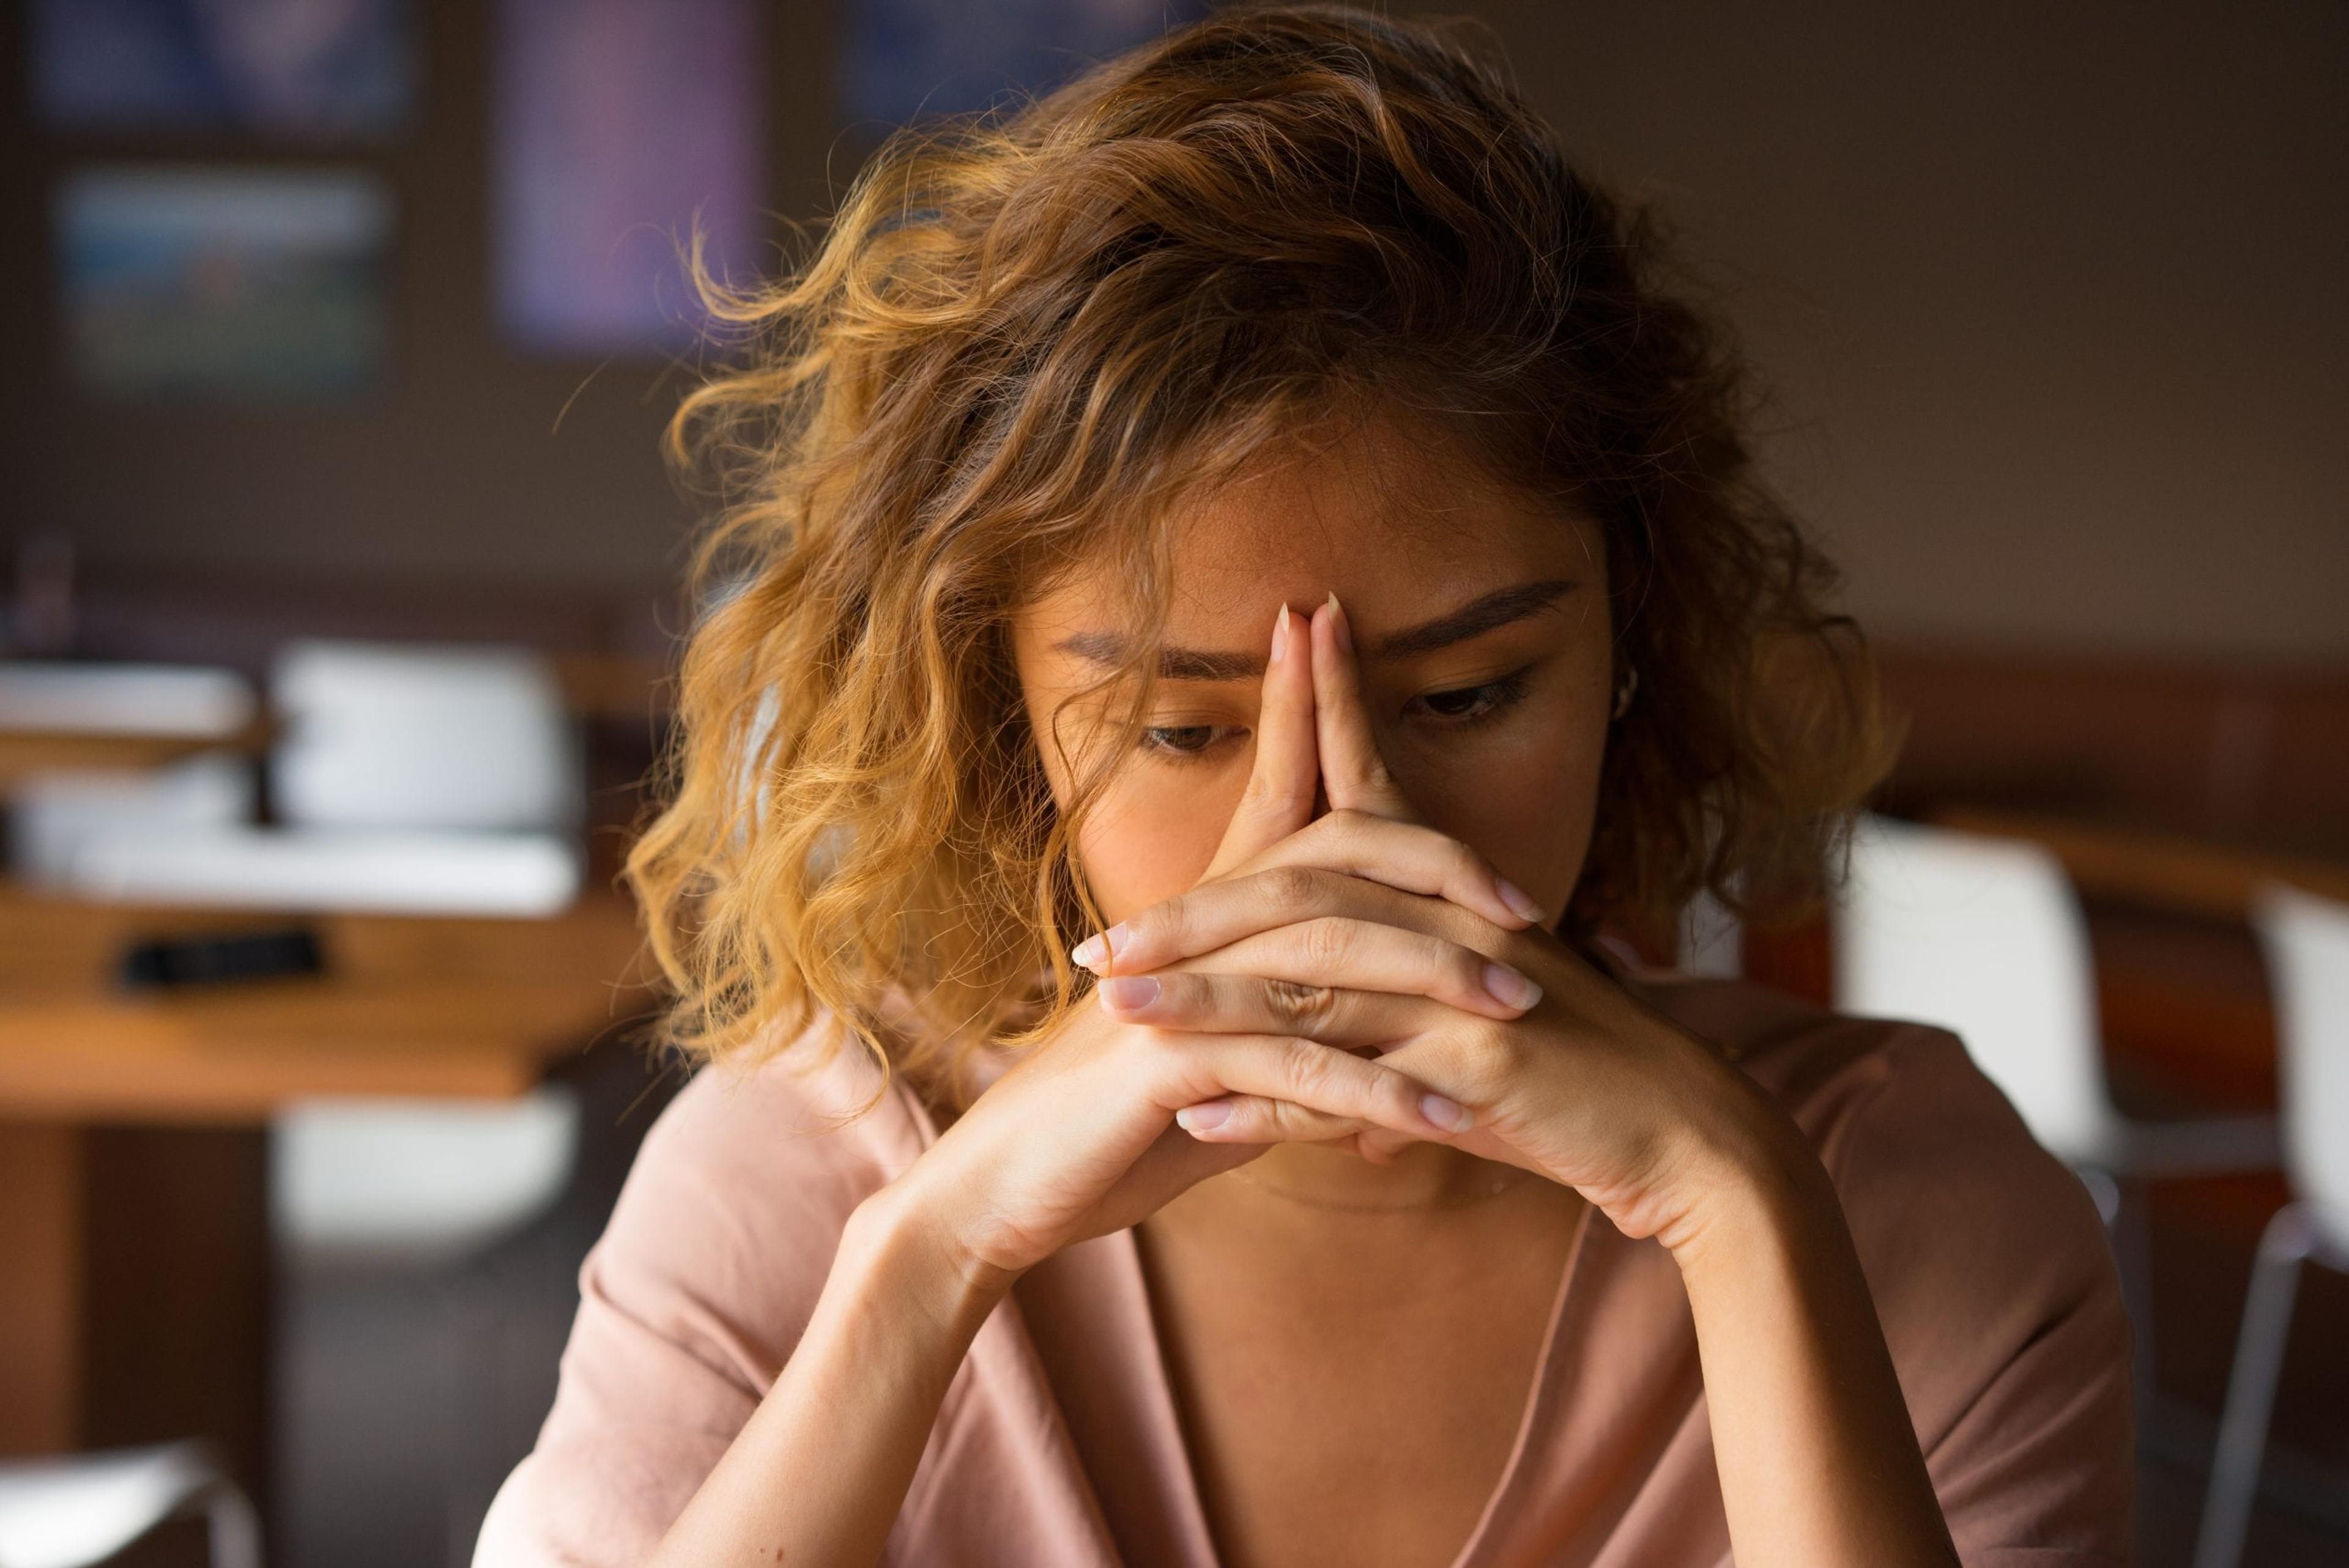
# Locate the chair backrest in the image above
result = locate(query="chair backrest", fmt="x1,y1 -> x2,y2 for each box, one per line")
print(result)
1832,813 -> 2112,1161
270,640 -> 581,833
2252,883 -> 2349,1224
271,1087 -> 580,1262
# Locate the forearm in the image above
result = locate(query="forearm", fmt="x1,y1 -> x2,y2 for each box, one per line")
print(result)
1672,1113 -> 1959,1568
647,1180 -> 1008,1568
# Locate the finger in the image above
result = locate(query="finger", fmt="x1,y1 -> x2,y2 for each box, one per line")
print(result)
1203,601 -> 1318,881
1179,1021 -> 1542,1160
1097,967 -> 1448,1043
1104,967 -> 1541,1051
1312,593 -> 1417,821
1176,1102 -> 1425,1165
1263,812 -> 1547,928
1077,834 -> 1542,983
1138,917 -> 1543,1021
1345,1023 -> 1527,1125
1154,1030 -> 1466,1141
1175,1084 -> 1475,1142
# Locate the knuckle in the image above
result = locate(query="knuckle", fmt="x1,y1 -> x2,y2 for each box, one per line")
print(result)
1263,978 -> 1338,1035
1460,1019 -> 1527,1086
1134,893 -> 1186,953
1275,1040 -> 1340,1103
1269,1098 -> 1343,1138
1297,915 -> 1354,969
1258,864 -> 1324,916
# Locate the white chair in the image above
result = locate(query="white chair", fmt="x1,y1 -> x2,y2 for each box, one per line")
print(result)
0,662 -> 256,739
2192,883 -> 2349,1568
1833,814 -> 2279,1177
6,752 -> 256,887
270,641 -> 582,834
1831,813 -> 2280,1393
0,1441 -> 259,1568
260,641 -> 587,1263
33,642 -> 584,916
271,1087 -> 581,1265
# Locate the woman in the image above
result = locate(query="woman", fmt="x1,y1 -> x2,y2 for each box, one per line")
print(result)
477,6 -> 2132,1565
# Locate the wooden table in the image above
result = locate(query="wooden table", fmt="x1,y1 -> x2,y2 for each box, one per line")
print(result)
0,885 -> 654,1523
0,724 -> 273,790
1905,807 -> 2349,1115
1926,806 -> 2349,923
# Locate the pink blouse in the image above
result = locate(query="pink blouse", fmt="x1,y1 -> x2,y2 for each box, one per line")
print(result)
474,955 -> 2134,1566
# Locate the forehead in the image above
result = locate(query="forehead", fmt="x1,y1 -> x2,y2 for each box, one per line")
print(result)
1017,413 -> 1601,649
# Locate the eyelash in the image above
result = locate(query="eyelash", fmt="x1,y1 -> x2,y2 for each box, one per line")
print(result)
1137,667 -> 1538,764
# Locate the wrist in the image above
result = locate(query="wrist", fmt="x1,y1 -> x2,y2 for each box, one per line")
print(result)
1657,1069 -> 1841,1283
846,1170 -> 1021,1326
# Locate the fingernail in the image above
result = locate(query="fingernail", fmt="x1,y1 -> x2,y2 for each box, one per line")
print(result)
1177,1101 -> 1233,1132
1493,875 -> 1548,924
1323,591 -> 1353,654
1420,1092 -> 1473,1133
1099,974 -> 1160,1010
1071,922 -> 1127,972
1271,603 -> 1291,665
1482,961 -> 1542,1010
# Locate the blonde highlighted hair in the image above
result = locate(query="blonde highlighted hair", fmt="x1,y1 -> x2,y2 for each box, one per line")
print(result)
625,2 -> 1899,1114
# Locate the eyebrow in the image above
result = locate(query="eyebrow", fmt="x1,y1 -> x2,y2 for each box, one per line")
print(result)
1052,577 -> 1578,681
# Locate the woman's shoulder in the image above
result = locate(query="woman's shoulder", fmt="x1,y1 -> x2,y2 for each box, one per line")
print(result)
1626,965 -> 2123,1345
1631,966 -> 2133,1511
472,1017 -> 948,1566
583,1016 -> 939,1378
632,1017 -> 935,1208
1630,965 -> 2077,1197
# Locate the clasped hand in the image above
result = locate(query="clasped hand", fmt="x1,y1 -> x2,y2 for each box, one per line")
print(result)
1073,593 -> 1775,1249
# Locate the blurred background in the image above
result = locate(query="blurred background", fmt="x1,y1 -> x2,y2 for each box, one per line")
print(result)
0,3 -> 2341,1566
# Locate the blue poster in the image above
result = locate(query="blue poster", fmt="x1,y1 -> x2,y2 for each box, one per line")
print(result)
32,0 -> 414,137
844,0 -> 1209,126
58,167 -> 393,401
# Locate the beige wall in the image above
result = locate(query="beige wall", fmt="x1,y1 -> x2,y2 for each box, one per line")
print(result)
1414,2 -> 2349,662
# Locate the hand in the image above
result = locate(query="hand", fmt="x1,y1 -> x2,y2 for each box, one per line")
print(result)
1080,594 -> 1792,1249
883,602 -> 1485,1293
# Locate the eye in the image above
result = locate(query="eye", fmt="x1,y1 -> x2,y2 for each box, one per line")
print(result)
1408,667 -> 1535,727
1138,722 -> 1242,763
1135,665 -> 1537,765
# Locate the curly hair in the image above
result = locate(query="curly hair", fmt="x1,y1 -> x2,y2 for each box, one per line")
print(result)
623,1 -> 1900,1114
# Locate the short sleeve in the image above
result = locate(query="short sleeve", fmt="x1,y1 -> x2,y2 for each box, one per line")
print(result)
1823,1025 -> 2136,1567
472,1054 -> 904,1566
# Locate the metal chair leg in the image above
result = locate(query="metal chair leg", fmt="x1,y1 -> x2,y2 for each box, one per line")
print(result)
2191,1204 -> 2318,1568
2079,1167 -> 2121,1230
2112,1174 -> 2159,1401
199,1475 -> 264,1568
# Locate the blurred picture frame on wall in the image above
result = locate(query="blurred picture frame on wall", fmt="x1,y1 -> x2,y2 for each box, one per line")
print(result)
841,0 -> 1210,126
491,0 -> 766,357
30,0 -> 415,139
55,166 -> 393,402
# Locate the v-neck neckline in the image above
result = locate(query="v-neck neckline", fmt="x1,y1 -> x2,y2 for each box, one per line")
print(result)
1108,1189 -> 1603,1568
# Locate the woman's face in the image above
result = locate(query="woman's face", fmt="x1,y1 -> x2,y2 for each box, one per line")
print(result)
1009,412 -> 1617,931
